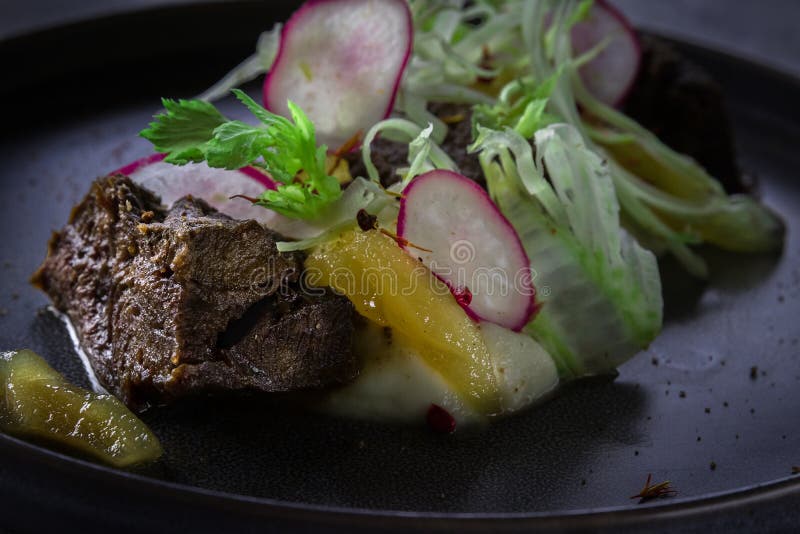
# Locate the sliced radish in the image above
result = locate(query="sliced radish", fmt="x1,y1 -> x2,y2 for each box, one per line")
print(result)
263,0 -> 413,148
112,154 -> 282,224
397,170 -> 538,331
571,0 -> 641,107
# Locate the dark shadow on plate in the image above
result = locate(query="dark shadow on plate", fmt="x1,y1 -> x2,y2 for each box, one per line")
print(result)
658,255 -> 707,322
659,244 -> 783,322
703,247 -> 785,292
121,375 -> 647,513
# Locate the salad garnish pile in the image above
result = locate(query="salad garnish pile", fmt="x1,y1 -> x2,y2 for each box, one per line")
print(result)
136,0 -> 784,422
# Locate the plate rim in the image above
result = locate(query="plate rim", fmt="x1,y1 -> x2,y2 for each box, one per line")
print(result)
3,430 -> 800,528
1,1 -> 799,528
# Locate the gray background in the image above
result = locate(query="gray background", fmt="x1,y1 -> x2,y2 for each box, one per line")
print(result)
1,0 -> 799,76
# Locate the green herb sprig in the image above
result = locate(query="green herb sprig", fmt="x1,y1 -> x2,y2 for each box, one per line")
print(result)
140,89 -> 342,219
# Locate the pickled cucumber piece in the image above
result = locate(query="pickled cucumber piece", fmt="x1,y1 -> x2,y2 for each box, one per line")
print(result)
0,349 -> 162,467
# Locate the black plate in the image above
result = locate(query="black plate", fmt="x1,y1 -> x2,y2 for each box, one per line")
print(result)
1,2 -> 799,532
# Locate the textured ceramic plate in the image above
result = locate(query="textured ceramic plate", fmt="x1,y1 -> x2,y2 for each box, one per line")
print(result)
0,2 -> 799,532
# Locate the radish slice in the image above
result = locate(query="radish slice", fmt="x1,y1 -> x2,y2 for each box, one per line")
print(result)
571,0 -> 641,107
263,0 -> 413,148
112,154 -> 282,224
397,170 -> 538,331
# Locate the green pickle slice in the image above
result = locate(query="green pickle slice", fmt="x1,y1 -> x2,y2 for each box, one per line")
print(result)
0,349 -> 162,467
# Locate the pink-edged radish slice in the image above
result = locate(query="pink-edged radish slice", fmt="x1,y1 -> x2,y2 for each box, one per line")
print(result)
571,0 -> 641,107
263,0 -> 412,148
113,154 -> 282,224
397,170 -> 538,331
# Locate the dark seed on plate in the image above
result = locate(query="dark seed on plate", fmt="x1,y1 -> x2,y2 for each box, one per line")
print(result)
710,461 -> 717,471
750,366 -> 759,379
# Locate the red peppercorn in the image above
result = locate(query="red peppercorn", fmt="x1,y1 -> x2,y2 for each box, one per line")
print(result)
426,403 -> 456,433
452,285 -> 472,307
